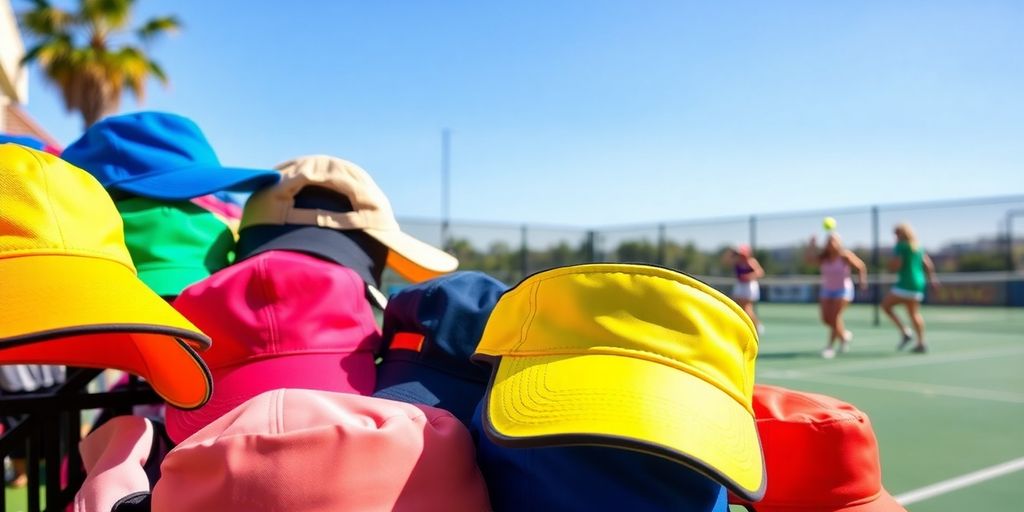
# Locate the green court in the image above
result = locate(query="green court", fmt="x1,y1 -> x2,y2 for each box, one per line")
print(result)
753,303 -> 1024,511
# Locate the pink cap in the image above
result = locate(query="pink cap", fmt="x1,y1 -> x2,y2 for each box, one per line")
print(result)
154,389 -> 490,511
166,250 -> 381,442
75,416 -> 155,512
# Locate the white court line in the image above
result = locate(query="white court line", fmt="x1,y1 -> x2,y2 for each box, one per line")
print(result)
895,456 -> 1024,505
802,346 -> 1024,375
758,370 -> 1024,404
761,339 -> 890,352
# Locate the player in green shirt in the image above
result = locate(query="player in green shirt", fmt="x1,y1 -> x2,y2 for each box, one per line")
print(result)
882,223 -> 939,353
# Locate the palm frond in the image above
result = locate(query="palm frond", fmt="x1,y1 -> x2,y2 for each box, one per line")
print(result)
81,0 -> 135,34
111,46 -> 153,100
18,1 -> 75,37
148,60 -> 168,83
21,35 -> 73,66
136,15 -> 181,42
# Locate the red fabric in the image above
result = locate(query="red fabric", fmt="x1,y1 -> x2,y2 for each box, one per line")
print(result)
390,332 -> 426,352
730,385 -> 905,511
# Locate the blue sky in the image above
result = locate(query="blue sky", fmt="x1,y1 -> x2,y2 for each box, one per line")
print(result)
19,0 -> 1024,227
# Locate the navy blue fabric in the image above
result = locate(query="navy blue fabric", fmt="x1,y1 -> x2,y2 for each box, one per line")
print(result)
372,272 -> 507,426
62,112 -> 279,200
470,401 -> 728,512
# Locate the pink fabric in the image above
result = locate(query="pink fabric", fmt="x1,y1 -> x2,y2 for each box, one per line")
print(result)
191,194 -> 243,232
166,250 -> 382,443
820,256 -> 852,290
191,194 -> 243,221
74,416 -> 153,512
153,389 -> 490,512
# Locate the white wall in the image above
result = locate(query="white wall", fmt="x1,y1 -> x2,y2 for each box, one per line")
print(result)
0,0 -> 28,107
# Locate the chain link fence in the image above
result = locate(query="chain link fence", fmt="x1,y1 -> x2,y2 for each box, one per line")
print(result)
387,195 -> 1024,306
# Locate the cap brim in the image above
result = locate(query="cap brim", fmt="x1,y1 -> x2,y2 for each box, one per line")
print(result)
733,488 -> 904,512
165,351 -> 376,443
842,490 -> 905,512
480,353 -> 766,502
373,359 -> 486,425
364,228 -> 458,283
115,166 -> 280,201
0,255 -> 212,409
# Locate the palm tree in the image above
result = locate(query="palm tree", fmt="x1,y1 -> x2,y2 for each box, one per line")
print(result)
18,0 -> 180,128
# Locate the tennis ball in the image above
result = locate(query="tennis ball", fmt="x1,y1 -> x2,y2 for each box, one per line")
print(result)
823,216 -> 837,231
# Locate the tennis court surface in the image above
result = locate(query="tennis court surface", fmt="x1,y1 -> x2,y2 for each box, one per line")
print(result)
752,303 -> 1024,511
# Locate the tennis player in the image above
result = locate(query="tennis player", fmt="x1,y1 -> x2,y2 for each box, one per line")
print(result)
729,244 -> 765,335
882,223 -> 938,353
806,234 -> 868,358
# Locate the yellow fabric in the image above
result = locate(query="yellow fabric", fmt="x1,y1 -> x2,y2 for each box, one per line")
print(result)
0,255 -> 205,342
0,144 -> 212,409
474,263 -> 765,499
0,144 -> 132,266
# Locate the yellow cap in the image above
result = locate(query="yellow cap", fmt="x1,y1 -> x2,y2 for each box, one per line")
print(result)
473,263 -> 765,501
240,155 -> 458,283
0,144 -> 212,409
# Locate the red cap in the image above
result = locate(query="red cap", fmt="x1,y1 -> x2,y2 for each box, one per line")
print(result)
165,250 -> 381,442
731,385 -> 905,511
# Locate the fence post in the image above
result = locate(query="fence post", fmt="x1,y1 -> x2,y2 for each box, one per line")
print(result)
748,215 -> 758,252
519,224 -> 529,279
27,427 -> 40,512
1007,213 -> 1015,307
749,215 -> 758,311
440,129 -> 451,252
872,206 -> 880,326
657,224 -> 667,266
586,230 -> 597,263
1007,213 -> 1016,273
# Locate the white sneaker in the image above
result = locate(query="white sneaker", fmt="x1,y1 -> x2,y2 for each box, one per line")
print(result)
898,330 -> 913,351
843,330 -> 853,342
821,347 -> 836,359
757,323 -> 766,336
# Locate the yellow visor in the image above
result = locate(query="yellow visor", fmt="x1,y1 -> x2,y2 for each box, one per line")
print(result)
482,352 -> 765,500
0,254 -> 213,409
474,263 -> 765,501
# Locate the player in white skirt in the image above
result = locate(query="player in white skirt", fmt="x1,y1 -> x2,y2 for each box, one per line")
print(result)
729,244 -> 765,335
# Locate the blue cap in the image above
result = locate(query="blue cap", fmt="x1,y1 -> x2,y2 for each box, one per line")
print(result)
0,135 -> 46,150
62,112 -> 280,200
471,401 -> 728,511
372,271 -> 507,426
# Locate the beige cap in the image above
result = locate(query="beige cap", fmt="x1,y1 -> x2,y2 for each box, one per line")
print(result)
241,155 -> 458,283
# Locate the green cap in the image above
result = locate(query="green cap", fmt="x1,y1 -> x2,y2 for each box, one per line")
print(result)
116,197 -> 235,297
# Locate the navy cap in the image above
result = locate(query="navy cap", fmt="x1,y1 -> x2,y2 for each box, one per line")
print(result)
372,272 -> 507,425
471,401 -> 728,511
62,112 -> 280,200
